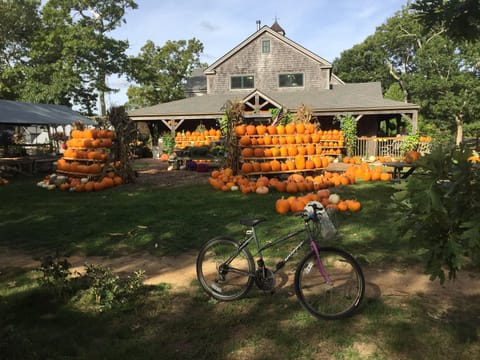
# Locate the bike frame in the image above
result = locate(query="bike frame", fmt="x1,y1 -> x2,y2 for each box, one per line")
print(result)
231,215 -> 333,282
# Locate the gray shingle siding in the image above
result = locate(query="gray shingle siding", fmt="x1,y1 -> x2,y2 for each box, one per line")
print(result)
207,32 -> 330,94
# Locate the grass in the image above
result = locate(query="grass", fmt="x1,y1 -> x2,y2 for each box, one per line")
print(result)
1,173 -> 479,359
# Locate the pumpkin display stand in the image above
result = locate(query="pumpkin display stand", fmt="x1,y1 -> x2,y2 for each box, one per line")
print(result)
56,129 -> 115,178
236,123 -> 344,177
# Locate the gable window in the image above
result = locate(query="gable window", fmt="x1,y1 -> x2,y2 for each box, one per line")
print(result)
262,40 -> 270,53
231,75 -> 254,89
279,73 -> 304,87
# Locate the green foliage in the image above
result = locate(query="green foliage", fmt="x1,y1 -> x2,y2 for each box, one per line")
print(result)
399,133 -> 419,154
333,6 -> 480,143
335,114 -> 357,157
84,263 -> 145,311
0,0 -> 40,100
394,145 -> 480,282
3,0 -> 137,115
270,107 -> 292,126
411,0 -> 480,42
126,38 -> 204,109
37,252 -> 72,299
161,132 -> 175,155
384,83 -> 404,102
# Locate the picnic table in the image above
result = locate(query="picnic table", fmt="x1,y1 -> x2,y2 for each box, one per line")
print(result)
383,161 -> 417,181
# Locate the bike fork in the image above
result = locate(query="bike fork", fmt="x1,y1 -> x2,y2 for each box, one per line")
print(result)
310,241 -> 333,284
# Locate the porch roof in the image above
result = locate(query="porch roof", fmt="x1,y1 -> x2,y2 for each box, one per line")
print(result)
128,82 -> 419,121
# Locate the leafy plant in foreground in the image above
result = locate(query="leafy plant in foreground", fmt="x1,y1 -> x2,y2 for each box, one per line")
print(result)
394,145 -> 480,282
37,252 -> 73,299
84,263 -> 145,311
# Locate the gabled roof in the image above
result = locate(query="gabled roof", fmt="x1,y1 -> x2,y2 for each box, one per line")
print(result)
0,99 -> 93,126
129,82 -> 419,121
204,25 -> 333,75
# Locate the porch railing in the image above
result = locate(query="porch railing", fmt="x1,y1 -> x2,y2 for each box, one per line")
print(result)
354,136 -> 431,159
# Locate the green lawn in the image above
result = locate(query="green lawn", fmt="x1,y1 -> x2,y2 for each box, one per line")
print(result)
1,173 -> 479,359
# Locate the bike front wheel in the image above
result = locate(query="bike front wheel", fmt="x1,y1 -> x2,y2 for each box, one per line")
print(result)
196,237 -> 255,301
294,247 -> 365,320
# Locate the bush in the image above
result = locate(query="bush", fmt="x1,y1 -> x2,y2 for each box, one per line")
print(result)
84,263 -> 145,311
394,145 -> 480,282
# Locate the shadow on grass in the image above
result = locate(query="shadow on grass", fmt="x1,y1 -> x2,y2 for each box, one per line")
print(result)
1,264 -> 479,360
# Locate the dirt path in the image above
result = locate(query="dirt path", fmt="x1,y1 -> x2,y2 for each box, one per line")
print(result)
1,245 -> 479,311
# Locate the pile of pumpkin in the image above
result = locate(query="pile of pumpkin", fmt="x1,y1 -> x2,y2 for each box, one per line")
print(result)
342,164 -> 393,182
209,163 -> 396,195
275,189 -> 361,215
37,172 -> 123,192
57,158 -> 104,175
175,128 -> 222,148
237,123 -> 344,162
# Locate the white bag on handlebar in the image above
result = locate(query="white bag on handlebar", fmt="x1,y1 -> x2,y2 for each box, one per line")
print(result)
319,213 -> 337,241
304,201 -> 337,240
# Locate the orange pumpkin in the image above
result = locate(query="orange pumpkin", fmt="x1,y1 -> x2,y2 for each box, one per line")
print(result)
242,148 -> 254,158
267,125 -> 277,135
246,125 -> 257,135
113,176 -> 123,185
239,136 -> 251,146
235,125 -> 246,136
241,162 -> 254,173
275,197 -> 290,214
404,150 -> 421,163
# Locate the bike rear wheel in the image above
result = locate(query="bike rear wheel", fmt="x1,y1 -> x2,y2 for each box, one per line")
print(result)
294,247 -> 365,320
196,237 -> 255,301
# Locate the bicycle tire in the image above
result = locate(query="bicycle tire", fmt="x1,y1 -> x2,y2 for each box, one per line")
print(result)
196,237 -> 255,301
294,247 -> 365,320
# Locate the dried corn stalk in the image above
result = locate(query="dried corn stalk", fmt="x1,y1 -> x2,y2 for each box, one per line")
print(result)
108,106 -> 136,184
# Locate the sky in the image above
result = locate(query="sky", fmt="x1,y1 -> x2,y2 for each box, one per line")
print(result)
105,0 -> 408,108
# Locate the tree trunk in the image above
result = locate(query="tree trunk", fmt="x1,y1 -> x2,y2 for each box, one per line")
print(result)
99,89 -> 106,117
455,114 -> 463,145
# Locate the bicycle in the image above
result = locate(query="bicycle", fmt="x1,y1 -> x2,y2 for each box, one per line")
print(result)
196,201 -> 365,320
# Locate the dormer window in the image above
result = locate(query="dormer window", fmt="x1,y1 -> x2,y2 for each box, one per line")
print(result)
262,40 -> 270,54
279,73 -> 304,87
231,75 -> 254,89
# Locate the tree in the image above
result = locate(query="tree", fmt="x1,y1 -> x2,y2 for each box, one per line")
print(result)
411,0 -> 480,41
126,39 -> 205,109
70,0 -> 138,115
333,6 -> 480,143
333,35 -> 393,93
409,36 -> 480,145
0,0 -> 41,100
20,0 -> 136,115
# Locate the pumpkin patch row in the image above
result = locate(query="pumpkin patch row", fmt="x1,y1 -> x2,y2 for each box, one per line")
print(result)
66,138 -> 113,149
63,149 -> 108,161
209,168 -> 356,195
57,158 -> 104,175
241,155 -> 333,174
71,129 -> 115,140
175,128 -> 222,148
235,123 -> 344,139
37,172 -> 123,191
275,190 -> 361,215
237,125 -> 344,176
